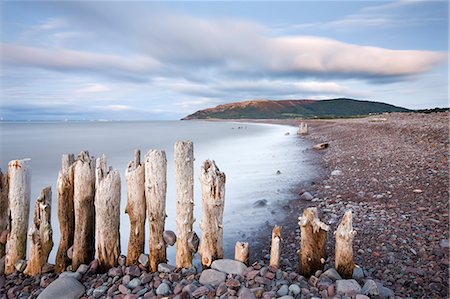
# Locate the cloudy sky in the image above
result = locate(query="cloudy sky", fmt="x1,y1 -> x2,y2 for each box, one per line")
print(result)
0,1 -> 448,120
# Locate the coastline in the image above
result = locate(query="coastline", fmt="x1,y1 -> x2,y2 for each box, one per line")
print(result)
247,112 -> 449,298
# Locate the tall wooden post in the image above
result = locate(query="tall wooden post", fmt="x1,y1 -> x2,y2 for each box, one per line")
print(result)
299,207 -> 329,277
198,160 -> 226,268
95,154 -> 121,272
72,151 -> 95,270
5,159 -> 31,275
55,154 -> 75,273
335,210 -> 356,278
24,187 -> 53,276
269,226 -> 281,268
0,169 -> 9,258
174,141 -> 194,268
125,149 -> 146,266
145,150 -> 167,272
235,241 -> 249,265
298,122 -> 308,135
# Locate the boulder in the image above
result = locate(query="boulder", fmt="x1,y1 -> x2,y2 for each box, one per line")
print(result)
211,259 -> 247,275
37,277 -> 85,299
157,263 -> 176,273
156,282 -> 171,296
322,268 -> 342,281
361,279 -> 378,296
163,231 -> 177,246
199,269 -> 226,286
336,279 -> 361,296
138,254 -> 149,267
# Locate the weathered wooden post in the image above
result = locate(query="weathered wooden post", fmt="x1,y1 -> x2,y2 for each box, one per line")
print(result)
0,169 -> 9,258
198,160 -> 226,268
297,122 -> 308,135
299,207 -> 329,277
24,187 -> 53,275
145,150 -> 167,272
5,159 -> 31,275
55,154 -> 75,273
335,210 -> 356,278
95,154 -> 121,272
235,241 -> 249,265
269,225 -> 281,268
72,151 -> 95,270
174,141 -> 195,268
125,149 -> 146,266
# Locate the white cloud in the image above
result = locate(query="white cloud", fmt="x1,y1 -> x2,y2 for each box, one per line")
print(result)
104,104 -> 131,111
77,83 -> 110,93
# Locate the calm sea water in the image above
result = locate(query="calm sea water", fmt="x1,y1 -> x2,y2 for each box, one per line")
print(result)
0,121 -> 317,265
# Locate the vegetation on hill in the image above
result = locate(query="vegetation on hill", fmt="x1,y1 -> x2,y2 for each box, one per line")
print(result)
182,98 -> 412,120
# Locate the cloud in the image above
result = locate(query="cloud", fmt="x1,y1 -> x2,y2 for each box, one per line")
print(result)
104,104 -> 131,111
77,83 -> 110,93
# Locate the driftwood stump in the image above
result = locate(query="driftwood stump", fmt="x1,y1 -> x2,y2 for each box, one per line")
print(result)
95,154 -> 121,272
145,150 -> 167,272
24,187 -> 53,275
297,122 -> 308,135
198,160 -> 226,268
55,154 -> 75,273
125,150 -> 146,266
5,159 -> 31,275
0,169 -> 9,258
270,225 -> 282,268
235,241 -> 249,265
299,207 -> 329,277
174,141 -> 195,268
72,151 -> 95,270
335,210 -> 356,278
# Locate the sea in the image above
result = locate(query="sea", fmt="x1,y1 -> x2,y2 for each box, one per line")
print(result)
0,120 -> 317,265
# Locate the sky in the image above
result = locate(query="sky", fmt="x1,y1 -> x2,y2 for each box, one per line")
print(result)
0,0 -> 448,120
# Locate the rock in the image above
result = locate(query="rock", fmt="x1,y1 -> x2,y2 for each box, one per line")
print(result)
284,132 -> 290,136
216,282 -> 227,296
93,285 -> 108,298
211,259 -> 247,275
356,295 -> 370,299
440,239 -> 449,248
313,143 -> 329,150
0,229 -> 7,244
59,271 -> 82,280
15,259 -> 27,272
361,279 -> 378,296
277,296 -> 294,299
118,255 -> 127,266
163,230 -> 177,246
226,278 -> 241,289
253,199 -> 268,208
119,284 -> 130,295
127,278 -> 141,289
87,259 -> 99,274
331,170 -> 343,176
125,265 -> 141,277
156,282 -> 171,296
108,266 -> 122,277
336,279 -> 361,296
352,266 -> 364,280
76,264 -> 89,275
37,277 -> 85,299
199,269 -> 226,286
138,254 -> 149,267
413,189 -> 423,193
125,295 -> 139,299
375,282 -> 395,298
158,262 -> 176,273
187,231 -> 200,253
288,284 -> 301,295
238,288 -> 256,299
67,246 -> 73,260
42,263 -> 54,274
322,268 -> 342,281
276,170 -> 282,175
300,192 -> 314,201
277,285 -> 289,296
192,286 -> 209,298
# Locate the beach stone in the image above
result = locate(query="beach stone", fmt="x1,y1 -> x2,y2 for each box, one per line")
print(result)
361,279 -> 378,296
216,282 -> 227,296
77,264 -> 89,275
37,277 -> 85,299
141,272 -> 152,284
336,279 -> 361,296
331,170 -> 343,176
118,255 -> 127,266
108,266 -> 122,277
322,268 -> 342,281
187,232 -> 200,252
124,295 -> 139,299
156,282 -> 171,296
59,271 -> 82,280
199,269 -> 226,286
87,259 -> 99,274
125,265 -> 141,277
238,287 -> 256,299
277,285 -> 289,296
226,278 -> 241,289
67,246 -> 73,259
158,262 -> 176,273
127,278 -> 141,289
42,263 -> 54,274
138,254 -> 149,267
288,284 -> 301,295
192,286 -> 209,298
15,259 -> 27,272
123,274 -> 131,285
375,282 -> 395,298
119,284 -> 130,295
352,266 -> 364,280
440,239 -> 449,248
356,295 -> 370,299
136,287 -> 148,296
211,259 -> 246,275
300,192 -> 314,201
93,285 -> 108,298
277,296 -> 294,299
253,199 -> 268,208
163,230 -> 177,246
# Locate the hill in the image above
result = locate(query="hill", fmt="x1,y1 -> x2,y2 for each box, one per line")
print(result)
181,98 -> 412,120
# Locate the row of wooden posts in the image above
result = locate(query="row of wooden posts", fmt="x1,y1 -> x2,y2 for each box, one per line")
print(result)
0,139 -> 356,279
